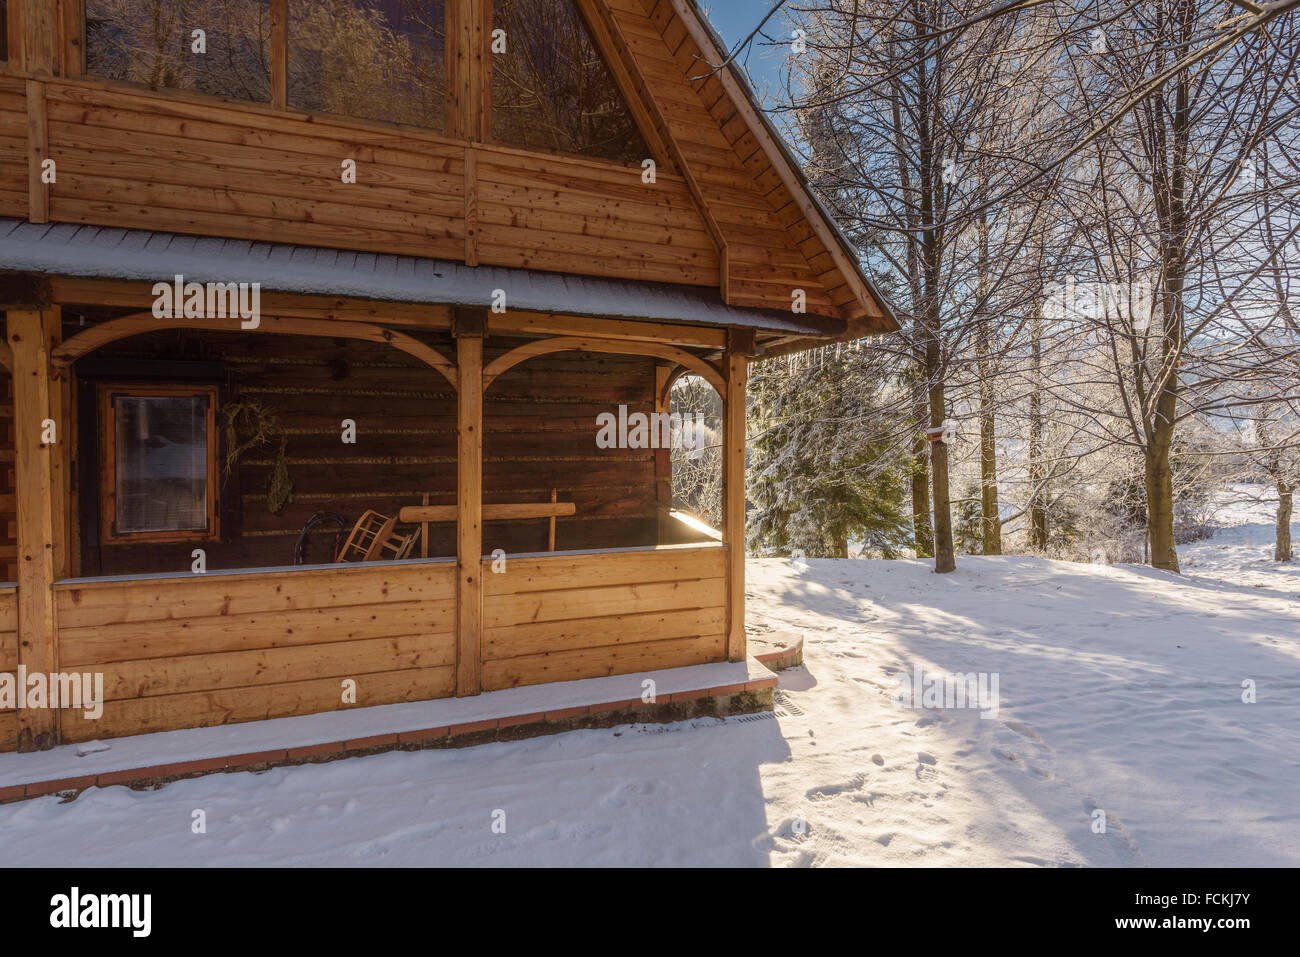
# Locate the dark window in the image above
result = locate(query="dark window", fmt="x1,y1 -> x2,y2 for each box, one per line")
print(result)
85,0 -> 272,102
101,386 -> 219,543
491,0 -> 650,165
288,0 -> 448,131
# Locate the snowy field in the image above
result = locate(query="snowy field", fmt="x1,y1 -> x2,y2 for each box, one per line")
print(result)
0,494 -> 1296,867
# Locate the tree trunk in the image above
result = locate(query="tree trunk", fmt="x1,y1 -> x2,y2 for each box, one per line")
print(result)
975,214 -> 1001,556
911,388 -> 934,558
1277,481 -> 1293,563
928,373 -> 956,573
1028,317 -> 1048,550
979,408 -> 1002,555
1144,432 -> 1180,573
835,535 -> 850,559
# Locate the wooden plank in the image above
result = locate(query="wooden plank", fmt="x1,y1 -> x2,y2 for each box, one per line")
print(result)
400,502 -> 575,523
96,632 -> 456,702
9,308 -> 59,750
59,598 -> 456,666
0,589 -> 18,632
25,79 -> 46,223
271,0 -> 287,110
489,311 -> 725,350
464,146 -> 479,266
59,0 -> 83,79
482,633 -> 723,690
456,330 -> 484,696
723,351 -> 747,662
54,561 -> 456,630
48,278 -> 452,327
484,605 -> 724,659
50,354 -> 71,578
22,0 -> 57,76
61,664 -> 456,743
485,577 -> 725,629
483,543 -> 723,595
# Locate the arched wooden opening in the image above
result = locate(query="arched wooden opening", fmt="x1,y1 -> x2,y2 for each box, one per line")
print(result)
657,364 -> 700,408
52,312 -> 458,389
482,335 -> 723,395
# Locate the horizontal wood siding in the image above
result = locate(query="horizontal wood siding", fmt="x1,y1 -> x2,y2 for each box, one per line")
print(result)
480,543 -> 726,690
35,80 -> 722,291
0,587 -> 14,752
54,561 -> 458,742
44,83 -> 467,262
0,76 -> 25,218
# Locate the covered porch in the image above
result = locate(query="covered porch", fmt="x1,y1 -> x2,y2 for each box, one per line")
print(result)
0,220 -> 839,752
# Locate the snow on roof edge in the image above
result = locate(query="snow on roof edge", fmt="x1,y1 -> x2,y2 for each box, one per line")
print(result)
0,218 -> 844,339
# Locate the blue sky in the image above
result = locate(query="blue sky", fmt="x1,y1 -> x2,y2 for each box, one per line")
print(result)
697,0 -> 791,104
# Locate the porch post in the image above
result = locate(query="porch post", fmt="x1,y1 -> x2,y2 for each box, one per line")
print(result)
8,306 -> 61,750
454,307 -> 486,696
653,362 -> 672,542
723,331 -> 753,662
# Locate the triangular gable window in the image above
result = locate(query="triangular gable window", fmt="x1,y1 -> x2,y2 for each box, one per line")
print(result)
491,0 -> 651,166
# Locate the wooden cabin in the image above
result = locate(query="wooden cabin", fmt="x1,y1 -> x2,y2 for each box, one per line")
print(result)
0,0 -> 894,752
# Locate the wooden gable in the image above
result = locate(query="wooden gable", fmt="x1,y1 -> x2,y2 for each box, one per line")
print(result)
590,0 -> 895,337
0,0 -> 894,342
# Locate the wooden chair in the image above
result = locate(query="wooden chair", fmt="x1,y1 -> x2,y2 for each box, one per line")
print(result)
336,510 -> 417,563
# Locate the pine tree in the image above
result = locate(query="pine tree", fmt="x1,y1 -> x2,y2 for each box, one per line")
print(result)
748,344 -> 911,559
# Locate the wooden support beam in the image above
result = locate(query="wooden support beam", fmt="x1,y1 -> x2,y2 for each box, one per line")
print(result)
21,0 -> 57,76
50,360 -> 72,580
270,0 -> 287,110
482,335 -> 723,395
728,328 -> 758,357
26,79 -> 48,223
0,272 -> 51,309
53,313 -> 458,389
58,0 -> 82,78
548,489 -> 557,552
464,147 -> 479,267
573,0 -> 677,175
450,0 -> 488,141
5,0 -> 25,72
9,307 -> 61,751
454,327 -> 484,697
492,311 -> 727,349
654,363 -> 672,542
452,304 -> 488,339
48,278 -> 454,328
399,502 -> 575,524
723,350 -> 748,663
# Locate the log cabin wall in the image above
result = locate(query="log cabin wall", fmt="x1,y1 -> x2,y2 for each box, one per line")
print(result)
0,76 -> 22,218
73,327 -> 661,576
0,367 -> 15,582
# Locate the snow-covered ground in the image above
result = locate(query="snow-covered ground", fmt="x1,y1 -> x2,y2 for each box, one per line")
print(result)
1,494 -> 1295,867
